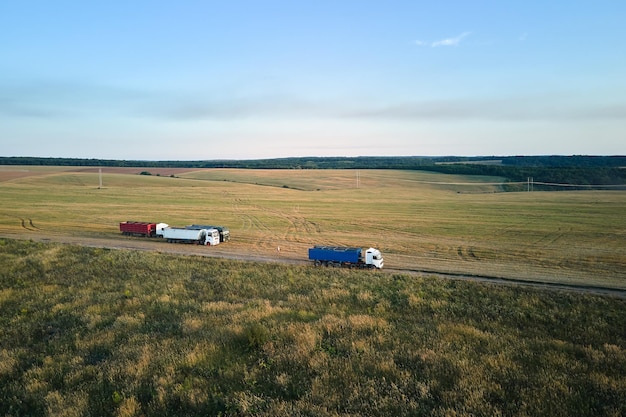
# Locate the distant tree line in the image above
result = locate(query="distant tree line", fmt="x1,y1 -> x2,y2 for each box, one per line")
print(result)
437,156 -> 626,189
0,156 -> 438,169
501,155 -> 626,168
1,155 -> 624,189
423,164 -> 626,190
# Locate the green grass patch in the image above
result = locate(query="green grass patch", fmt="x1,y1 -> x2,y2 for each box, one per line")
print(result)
1,239 -> 625,416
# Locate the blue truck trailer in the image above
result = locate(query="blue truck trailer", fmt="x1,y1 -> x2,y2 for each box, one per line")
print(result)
308,246 -> 384,269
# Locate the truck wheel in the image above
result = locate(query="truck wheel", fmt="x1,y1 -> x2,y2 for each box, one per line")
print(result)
314,260 -> 321,267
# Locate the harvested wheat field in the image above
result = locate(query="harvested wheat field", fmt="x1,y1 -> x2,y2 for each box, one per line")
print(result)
0,167 -> 624,289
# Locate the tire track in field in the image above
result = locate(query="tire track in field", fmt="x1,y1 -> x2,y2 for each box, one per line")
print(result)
492,222 -> 569,251
278,210 -> 322,244
457,246 -> 478,261
532,227 -> 569,246
226,190 -> 330,250
230,196 -> 283,251
14,216 -> 40,231
225,191 -> 357,249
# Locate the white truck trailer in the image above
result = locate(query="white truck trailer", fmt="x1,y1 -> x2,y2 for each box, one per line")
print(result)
162,227 -> 220,245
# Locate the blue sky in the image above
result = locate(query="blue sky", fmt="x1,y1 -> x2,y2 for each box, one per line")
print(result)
1,1 -> 625,160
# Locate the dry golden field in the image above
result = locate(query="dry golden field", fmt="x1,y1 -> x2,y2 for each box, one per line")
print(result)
1,166 -> 626,416
0,166 -> 624,289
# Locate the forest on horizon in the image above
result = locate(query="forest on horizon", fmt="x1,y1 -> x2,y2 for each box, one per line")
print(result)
1,155 -> 625,190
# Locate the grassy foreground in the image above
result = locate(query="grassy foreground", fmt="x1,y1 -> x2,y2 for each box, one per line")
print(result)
1,239 -> 625,416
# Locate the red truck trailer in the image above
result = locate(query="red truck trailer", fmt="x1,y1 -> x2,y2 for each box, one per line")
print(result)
119,221 -> 168,237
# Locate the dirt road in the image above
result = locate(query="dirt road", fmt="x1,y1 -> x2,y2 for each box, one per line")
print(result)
2,231 -> 625,299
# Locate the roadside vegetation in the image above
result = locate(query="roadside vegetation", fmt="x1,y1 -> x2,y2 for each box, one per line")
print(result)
1,238 -> 625,416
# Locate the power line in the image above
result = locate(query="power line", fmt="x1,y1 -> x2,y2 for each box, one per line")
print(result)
366,174 -> 626,189
533,181 -> 626,188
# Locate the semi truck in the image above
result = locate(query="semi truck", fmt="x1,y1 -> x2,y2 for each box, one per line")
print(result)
120,221 -> 169,237
162,227 -> 220,245
308,246 -> 384,269
186,225 -> 230,242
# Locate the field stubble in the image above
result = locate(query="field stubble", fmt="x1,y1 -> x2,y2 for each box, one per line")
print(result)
0,167 -> 624,288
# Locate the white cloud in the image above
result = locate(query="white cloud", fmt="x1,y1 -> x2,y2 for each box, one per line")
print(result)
431,32 -> 471,47
414,32 -> 472,48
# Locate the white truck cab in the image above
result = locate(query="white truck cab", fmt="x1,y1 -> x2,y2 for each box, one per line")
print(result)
365,248 -> 384,269
155,223 -> 169,237
204,228 -> 220,246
